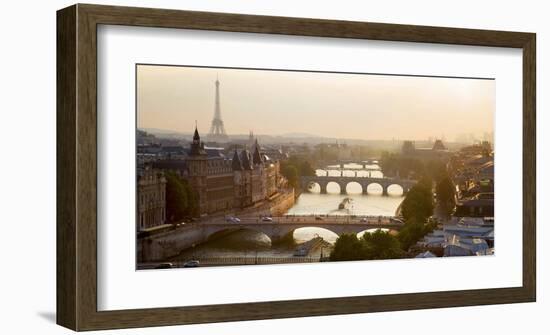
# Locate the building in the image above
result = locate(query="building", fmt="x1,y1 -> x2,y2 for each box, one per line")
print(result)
401,139 -> 453,161
137,165 -> 167,230
454,198 -> 494,217
184,127 -> 284,216
186,127 -> 235,214
414,217 -> 494,257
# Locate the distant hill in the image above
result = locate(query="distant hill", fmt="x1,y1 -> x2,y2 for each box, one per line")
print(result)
281,132 -> 322,138
140,128 -> 189,138
138,128 -> 464,151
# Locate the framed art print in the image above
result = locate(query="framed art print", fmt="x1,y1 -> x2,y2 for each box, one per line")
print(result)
57,4 -> 536,331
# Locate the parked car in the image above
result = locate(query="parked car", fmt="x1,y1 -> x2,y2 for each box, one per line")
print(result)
360,217 -> 368,223
261,216 -> 273,222
183,260 -> 200,268
315,216 -> 324,221
154,262 -> 173,269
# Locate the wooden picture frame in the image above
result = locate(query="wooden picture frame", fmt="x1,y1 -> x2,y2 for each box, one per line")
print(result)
57,3 -> 536,331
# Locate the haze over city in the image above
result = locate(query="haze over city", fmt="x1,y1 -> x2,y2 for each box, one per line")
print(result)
137,65 -> 494,142
136,64 -> 496,269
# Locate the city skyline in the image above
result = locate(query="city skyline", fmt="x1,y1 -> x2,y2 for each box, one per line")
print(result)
136,64 -> 496,269
137,65 -> 495,142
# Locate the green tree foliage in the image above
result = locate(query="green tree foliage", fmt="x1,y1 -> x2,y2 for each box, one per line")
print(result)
436,176 -> 456,218
280,156 -> 316,189
424,160 -> 447,183
400,183 -> 434,223
397,219 -> 438,252
165,172 -> 197,222
436,176 -> 455,205
317,144 -> 338,161
417,176 -> 433,190
281,164 -> 299,189
329,234 -> 365,261
329,230 -> 403,261
182,179 -> 198,216
380,152 -> 449,183
379,152 -> 425,179
362,229 -> 403,260
298,160 -> 316,177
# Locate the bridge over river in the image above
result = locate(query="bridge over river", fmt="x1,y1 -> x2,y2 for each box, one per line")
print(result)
202,215 -> 404,242
300,175 -> 417,195
138,215 -> 404,262
319,159 -> 379,169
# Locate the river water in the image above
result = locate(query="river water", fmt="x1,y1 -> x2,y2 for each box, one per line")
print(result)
171,164 -> 404,262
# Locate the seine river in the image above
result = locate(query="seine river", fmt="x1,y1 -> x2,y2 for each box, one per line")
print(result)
171,164 -> 404,261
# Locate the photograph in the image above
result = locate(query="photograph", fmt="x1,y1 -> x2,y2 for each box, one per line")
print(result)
135,64 -> 495,270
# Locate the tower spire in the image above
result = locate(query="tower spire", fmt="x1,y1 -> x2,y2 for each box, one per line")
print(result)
208,76 -> 229,142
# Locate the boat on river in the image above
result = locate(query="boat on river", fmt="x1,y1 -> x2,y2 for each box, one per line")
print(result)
338,197 -> 354,210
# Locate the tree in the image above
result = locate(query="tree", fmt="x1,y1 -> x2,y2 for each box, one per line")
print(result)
180,178 -> 198,217
379,152 -> 426,179
417,176 -> 433,189
436,176 -> 455,204
400,183 -> 434,223
165,172 -> 188,222
329,234 -> 365,261
164,172 -> 198,221
281,164 -> 299,189
397,218 -> 438,251
425,160 -> 447,183
397,221 -> 426,251
329,231 -> 403,261
362,229 -> 403,259
298,160 -> 316,177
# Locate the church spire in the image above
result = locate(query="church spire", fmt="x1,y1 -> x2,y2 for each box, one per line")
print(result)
193,124 -> 200,141
232,149 -> 243,171
190,125 -> 206,156
252,139 -> 263,165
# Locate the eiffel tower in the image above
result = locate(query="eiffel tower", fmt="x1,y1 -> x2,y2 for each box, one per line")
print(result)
207,77 -> 229,142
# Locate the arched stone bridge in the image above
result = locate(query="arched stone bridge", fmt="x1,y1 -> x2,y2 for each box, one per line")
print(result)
319,159 -> 379,169
138,217 -> 405,261
202,219 -> 404,242
301,175 -> 417,195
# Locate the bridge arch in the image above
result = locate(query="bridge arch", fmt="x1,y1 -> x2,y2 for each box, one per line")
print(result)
203,227 -> 275,249
364,182 -> 384,195
345,181 -> 363,195
326,181 -> 343,194
305,181 -> 322,194
387,184 -> 405,196
300,175 -> 415,197
200,222 -> 405,248
292,227 -> 339,244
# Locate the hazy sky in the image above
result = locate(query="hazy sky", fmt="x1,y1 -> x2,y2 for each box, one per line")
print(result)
137,65 -> 494,141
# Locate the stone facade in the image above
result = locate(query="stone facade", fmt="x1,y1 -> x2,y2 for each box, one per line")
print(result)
137,165 -> 167,230
186,128 -> 283,216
